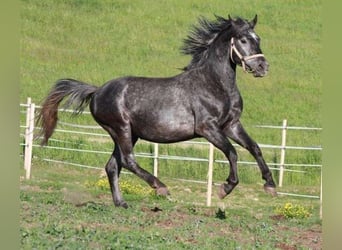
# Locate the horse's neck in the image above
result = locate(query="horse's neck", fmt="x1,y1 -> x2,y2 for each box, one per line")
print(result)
206,54 -> 240,98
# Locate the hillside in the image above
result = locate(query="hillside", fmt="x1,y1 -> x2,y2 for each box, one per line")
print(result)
20,0 -> 322,127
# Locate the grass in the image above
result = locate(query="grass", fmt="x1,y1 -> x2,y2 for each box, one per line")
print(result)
20,0 -> 322,180
20,0 -> 322,152
20,1 -> 322,248
20,163 -> 321,249
20,0 -> 322,126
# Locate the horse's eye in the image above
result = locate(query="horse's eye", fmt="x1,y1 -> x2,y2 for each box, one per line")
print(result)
240,39 -> 247,44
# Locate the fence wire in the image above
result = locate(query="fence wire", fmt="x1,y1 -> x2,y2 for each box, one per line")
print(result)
20,102 -> 322,202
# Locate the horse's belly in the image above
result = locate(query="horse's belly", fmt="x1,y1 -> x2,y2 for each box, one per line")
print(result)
132,112 -> 195,143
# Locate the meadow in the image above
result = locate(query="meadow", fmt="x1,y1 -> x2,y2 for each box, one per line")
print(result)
20,163 -> 322,249
20,0 -> 322,249
20,0 -> 322,183
20,0 -> 322,127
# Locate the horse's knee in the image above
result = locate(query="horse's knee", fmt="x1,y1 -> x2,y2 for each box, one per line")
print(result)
105,155 -> 120,174
120,154 -> 136,170
105,165 -> 113,175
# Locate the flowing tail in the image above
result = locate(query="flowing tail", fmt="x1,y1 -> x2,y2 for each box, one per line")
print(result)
36,78 -> 98,145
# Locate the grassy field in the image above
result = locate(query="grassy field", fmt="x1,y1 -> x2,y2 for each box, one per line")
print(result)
20,0 -> 322,127
20,163 -> 322,249
20,0 -> 322,249
20,0 -> 322,181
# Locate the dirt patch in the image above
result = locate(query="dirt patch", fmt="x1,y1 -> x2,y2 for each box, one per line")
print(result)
270,214 -> 286,221
20,185 -> 43,192
291,225 -> 322,250
270,214 -> 322,249
155,210 -> 190,230
274,224 -> 322,250
275,242 -> 297,250
138,205 -> 322,249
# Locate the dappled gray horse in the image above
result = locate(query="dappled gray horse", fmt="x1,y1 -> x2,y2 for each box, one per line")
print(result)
37,14 -> 277,208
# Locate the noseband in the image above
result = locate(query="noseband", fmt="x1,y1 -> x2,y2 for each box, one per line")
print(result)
229,37 -> 265,72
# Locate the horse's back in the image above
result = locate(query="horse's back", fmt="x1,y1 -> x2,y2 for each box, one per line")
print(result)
90,75 -> 197,143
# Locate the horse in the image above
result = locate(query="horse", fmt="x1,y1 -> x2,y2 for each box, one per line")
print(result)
37,14 -> 277,208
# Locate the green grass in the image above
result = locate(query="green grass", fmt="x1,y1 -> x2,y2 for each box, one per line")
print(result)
20,1 -> 322,248
20,163 -> 321,249
20,0 -> 322,173
21,0 -> 322,125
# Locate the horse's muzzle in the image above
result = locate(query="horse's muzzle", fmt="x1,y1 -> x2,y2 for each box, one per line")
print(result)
246,58 -> 269,77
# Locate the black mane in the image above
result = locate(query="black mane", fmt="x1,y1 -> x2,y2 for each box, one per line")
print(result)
181,15 -> 251,71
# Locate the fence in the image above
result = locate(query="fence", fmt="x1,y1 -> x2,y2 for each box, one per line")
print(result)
20,98 -> 322,217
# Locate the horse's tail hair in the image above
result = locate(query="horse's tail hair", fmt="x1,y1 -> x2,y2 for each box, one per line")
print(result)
36,78 -> 98,145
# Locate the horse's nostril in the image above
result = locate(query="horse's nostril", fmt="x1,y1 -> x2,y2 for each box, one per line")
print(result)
259,62 -> 269,71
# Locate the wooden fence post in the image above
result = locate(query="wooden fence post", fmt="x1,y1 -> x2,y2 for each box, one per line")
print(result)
206,143 -> 214,206
278,119 -> 287,187
153,143 -> 159,177
24,97 -> 35,179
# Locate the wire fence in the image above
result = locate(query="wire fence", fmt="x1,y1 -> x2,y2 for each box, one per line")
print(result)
20,98 -> 322,217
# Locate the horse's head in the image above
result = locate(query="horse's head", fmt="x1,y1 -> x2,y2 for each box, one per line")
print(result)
229,15 -> 269,77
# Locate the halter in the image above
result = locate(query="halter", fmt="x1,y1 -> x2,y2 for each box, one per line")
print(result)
229,37 -> 265,73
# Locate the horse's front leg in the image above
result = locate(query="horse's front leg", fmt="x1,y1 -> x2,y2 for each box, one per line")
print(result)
196,121 -> 240,199
224,121 -> 277,196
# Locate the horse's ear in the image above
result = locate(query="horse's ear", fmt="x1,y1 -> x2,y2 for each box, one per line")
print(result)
250,14 -> 258,28
228,15 -> 235,26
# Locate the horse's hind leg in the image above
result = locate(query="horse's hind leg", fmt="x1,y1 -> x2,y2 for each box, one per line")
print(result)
116,130 -> 170,197
123,154 -> 170,196
98,124 -> 129,208
105,145 -> 128,208
123,148 -> 169,196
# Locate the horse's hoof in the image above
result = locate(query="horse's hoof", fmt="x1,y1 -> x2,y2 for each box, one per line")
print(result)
156,187 -> 170,196
217,184 -> 228,199
121,202 -> 129,209
115,201 -> 128,209
264,185 -> 277,197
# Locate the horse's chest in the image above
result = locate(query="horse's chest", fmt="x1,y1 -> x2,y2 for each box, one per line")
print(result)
221,97 -> 243,124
